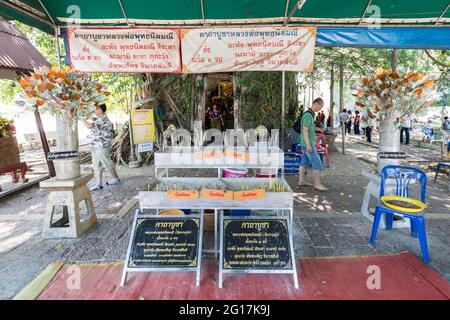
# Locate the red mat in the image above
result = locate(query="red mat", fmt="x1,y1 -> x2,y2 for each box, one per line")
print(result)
38,252 -> 450,300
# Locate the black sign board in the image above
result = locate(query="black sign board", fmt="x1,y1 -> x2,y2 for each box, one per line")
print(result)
48,151 -> 79,160
128,217 -> 200,268
378,152 -> 407,159
222,218 -> 292,270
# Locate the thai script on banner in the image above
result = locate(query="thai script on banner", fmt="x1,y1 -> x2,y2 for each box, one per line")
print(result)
67,28 -> 181,73
181,27 -> 316,73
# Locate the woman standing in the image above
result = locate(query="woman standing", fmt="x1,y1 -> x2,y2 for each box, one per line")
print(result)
208,104 -> 225,131
354,110 -> 361,135
346,110 -> 353,134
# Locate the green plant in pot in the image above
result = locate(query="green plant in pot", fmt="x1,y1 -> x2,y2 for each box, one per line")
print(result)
17,66 -> 109,179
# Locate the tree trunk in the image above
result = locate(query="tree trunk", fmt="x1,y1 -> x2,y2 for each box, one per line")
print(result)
339,64 -> 344,112
281,71 -> 285,151
378,112 -> 401,172
233,73 -> 241,129
391,49 -> 398,72
330,64 -> 334,127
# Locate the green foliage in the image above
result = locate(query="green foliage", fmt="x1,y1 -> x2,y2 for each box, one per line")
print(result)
240,72 -> 298,130
0,80 -> 20,105
164,74 -> 201,128
14,21 -> 65,66
93,73 -> 146,113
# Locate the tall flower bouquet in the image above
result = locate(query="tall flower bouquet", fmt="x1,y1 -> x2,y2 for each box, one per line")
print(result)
16,66 -> 109,179
353,68 -> 435,126
353,68 -> 436,171
17,66 -> 109,123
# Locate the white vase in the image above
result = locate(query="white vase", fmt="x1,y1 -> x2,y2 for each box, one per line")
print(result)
54,115 -> 81,180
377,112 -> 401,173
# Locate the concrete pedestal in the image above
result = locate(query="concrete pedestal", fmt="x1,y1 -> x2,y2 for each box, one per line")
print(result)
361,171 -> 410,229
40,173 -> 97,238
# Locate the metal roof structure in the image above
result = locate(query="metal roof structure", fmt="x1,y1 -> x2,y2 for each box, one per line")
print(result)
0,16 -> 50,79
0,0 -> 449,35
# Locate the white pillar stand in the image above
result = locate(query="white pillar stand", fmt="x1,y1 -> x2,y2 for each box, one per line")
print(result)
40,173 -> 97,238
361,170 -> 410,229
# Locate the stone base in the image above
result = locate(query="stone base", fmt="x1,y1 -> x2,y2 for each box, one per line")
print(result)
361,171 -> 410,229
40,173 -> 97,238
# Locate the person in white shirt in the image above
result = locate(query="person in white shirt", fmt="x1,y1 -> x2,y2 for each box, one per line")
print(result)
361,110 -> 374,143
400,118 -> 412,145
340,109 -> 349,133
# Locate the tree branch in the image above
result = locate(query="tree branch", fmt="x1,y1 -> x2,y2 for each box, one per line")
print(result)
424,50 -> 450,68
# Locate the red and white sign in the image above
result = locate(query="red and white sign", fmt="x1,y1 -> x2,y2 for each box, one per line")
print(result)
67,28 -> 181,73
181,27 -> 316,73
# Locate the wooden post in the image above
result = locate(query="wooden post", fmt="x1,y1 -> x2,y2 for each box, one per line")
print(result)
196,74 -> 206,130
339,63 -> 344,113
233,73 -> 241,129
281,71 -> 286,151
55,27 -> 61,68
391,49 -> 398,72
339,63 -> 345,154
34,108 -> 55,177
330,64 -> 335,128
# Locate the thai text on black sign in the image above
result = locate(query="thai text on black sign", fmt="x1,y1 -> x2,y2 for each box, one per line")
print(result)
129,217 -> 200,268
47,151 -> 79,160
378,152 -> 407,159
222,219 -> 292,270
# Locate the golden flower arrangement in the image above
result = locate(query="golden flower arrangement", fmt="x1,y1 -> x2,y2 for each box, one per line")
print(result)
17,66 -> 109,122
353,68 -> 435,126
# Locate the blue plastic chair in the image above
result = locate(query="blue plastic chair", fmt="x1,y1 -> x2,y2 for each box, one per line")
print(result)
434,162 -> 450,182
421,126 -> 434,141
369,165 -> 430,263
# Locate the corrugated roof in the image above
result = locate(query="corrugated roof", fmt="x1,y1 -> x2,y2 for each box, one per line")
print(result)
0,16 -> 50,74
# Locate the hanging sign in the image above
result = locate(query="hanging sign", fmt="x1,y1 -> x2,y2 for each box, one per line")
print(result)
131,109 -> 156,145
181,27 -> 316,73
67,28 -> 182,73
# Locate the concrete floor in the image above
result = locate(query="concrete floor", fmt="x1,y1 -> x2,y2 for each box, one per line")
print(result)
0,136 -> 448,299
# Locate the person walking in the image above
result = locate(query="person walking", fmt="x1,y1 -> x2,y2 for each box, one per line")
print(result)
442,116 -> 450,156
443,116 -> 450,131
83,103 -> 121,191
346,110 -> 353,134
326,113 -> 332,128
297,98 -> 328,191
400,118 -> 412,145
354,110 -> 361,135
340,109 -> 349,133
361,110 -> 374,143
